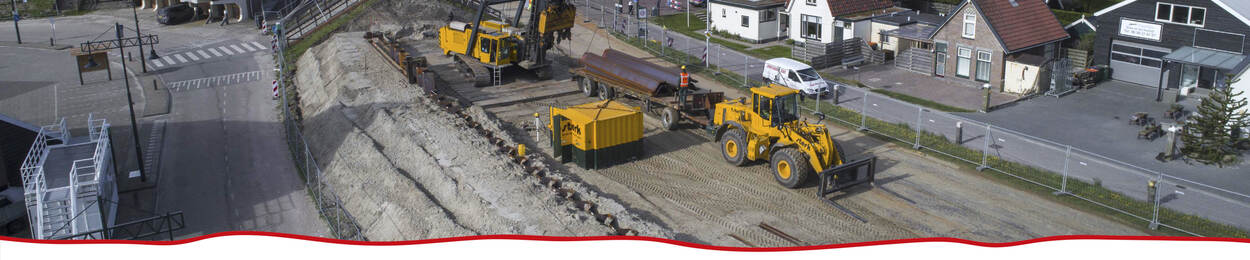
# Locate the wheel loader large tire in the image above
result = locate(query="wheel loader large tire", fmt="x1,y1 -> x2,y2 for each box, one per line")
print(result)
581,77 -> 598,97
662,108 -> 680,130
721,128 -> 747,166
771,148 -> 812,189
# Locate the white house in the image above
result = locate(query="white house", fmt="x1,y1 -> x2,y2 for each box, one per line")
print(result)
782,0 -> 900,43
708,0 -> 787,43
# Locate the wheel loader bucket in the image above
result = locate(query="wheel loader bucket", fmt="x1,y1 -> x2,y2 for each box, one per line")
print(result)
817,156 -> 877,198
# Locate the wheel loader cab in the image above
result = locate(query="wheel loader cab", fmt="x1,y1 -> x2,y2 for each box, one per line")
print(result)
750,84 -> 801,129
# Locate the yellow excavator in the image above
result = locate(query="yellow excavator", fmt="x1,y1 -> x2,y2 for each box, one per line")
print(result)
712,84 -> 876,196
438,0 -> 575,86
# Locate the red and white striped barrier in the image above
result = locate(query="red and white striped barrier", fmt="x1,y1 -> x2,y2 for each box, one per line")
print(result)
272,80 -> 280,99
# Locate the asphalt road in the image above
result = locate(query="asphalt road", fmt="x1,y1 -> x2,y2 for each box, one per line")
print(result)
566,0 -> 1250,233
2,8 -> 327,238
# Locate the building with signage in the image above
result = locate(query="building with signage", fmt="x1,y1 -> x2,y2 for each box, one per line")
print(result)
1092,0 -> 1250,97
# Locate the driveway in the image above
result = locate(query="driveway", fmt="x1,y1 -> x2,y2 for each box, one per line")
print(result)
823,64 -> 1019,111
958,81 -> 1247,188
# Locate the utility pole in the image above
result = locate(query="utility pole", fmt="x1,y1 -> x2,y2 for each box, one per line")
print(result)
10,0 -> 21,44
132,2 -> 148,73
115,23 -> 147,182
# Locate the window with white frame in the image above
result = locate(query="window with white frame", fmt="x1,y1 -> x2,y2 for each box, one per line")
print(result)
1156,2 -> 1205,26
805,0 -> 816,6
962,13 -> 976,39
801,15 -> 822,40
956,47 -> 972,78
722,9 -> 726,18
975,51 -> 992,82
742,15 -> 749,27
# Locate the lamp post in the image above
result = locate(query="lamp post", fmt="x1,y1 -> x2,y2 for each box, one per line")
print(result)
10,0 -> 21,44
115,23 -> 148,182
132,1 -> 148,73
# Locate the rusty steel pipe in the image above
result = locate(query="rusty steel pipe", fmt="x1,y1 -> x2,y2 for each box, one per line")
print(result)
601,49 -> 680,86
579,52 -> 669,96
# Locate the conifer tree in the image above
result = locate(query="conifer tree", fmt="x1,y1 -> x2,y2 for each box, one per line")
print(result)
1180,77 -> 1248,167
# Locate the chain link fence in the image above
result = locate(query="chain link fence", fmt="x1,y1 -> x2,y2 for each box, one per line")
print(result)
274,11 -> 367,241
818,87 -> 1250,237
570,0 -> 1249,237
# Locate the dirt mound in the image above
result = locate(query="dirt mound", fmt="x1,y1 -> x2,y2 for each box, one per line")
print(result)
293,33 -> 656,240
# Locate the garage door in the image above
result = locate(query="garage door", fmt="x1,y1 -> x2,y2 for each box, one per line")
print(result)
1109,40 -> 1170,87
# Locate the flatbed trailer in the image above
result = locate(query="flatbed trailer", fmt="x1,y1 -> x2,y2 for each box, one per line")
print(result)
569,50 -> 724,130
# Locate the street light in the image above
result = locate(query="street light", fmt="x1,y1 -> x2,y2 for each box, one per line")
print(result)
115,23 -> 148,182
131,1 -> 149,72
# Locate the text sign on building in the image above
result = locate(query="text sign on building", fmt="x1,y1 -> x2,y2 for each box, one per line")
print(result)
1120,19 -> 1162,41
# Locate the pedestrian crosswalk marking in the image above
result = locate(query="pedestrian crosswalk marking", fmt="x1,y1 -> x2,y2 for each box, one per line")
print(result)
208,48 -> 222,57
174,54 -> 188,63
230,45 -> 246,53
219,46 -> 235,55
166,70 -> 265,92
241,43 -> 256,52
186,52 -> 201,61
152,59 -> 164,67
162,56 -> 175,64
197,50 -> 211,59
250,42 -> 267,50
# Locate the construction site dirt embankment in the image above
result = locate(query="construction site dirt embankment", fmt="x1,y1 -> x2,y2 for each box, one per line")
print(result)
291,33 -> 671,240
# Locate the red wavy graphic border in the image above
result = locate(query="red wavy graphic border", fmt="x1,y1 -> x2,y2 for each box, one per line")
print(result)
1,232 -> 1248,251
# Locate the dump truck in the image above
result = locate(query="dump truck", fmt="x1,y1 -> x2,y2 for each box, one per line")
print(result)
570,49 -> 875,197
439,0 -> 575,86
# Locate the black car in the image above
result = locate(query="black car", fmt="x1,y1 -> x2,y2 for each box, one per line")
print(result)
158,4 -> 196,25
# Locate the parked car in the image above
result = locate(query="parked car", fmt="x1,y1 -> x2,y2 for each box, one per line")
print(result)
158,4 -> 196,25
690,0 -> 706,7
762,58 -> 830,97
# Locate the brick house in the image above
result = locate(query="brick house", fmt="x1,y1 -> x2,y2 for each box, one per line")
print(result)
926,0 -> 1069,91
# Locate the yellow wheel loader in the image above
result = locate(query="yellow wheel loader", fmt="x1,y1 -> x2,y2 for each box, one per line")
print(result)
712,84 -> 876,196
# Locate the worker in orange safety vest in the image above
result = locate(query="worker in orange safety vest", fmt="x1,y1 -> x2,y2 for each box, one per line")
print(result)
678,65 -> 695,108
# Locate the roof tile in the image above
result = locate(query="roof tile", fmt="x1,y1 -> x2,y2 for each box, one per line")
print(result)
973,0 -> 1069,52
827,0 -> 895,17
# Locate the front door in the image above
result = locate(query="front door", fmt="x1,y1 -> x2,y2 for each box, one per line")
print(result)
1181,64 -> 1199,89
935,53 -> 947,77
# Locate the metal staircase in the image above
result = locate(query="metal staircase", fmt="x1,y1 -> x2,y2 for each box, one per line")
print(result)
20,115 -> 113,239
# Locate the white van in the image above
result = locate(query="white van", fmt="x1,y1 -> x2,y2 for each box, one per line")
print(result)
762,58 -> 830,96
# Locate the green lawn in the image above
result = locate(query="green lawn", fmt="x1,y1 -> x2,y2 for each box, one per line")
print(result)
650,13 -> 794,59
745,45 -> 791,59
649,13 -> 750,51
